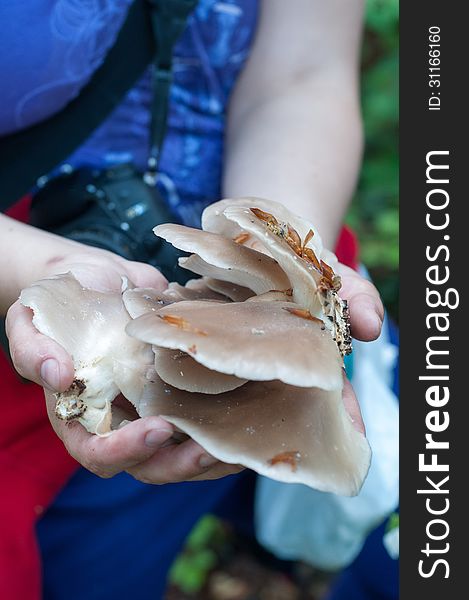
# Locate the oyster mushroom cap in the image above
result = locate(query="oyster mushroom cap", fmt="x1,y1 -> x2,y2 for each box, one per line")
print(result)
154,223 -> 291,295
203,278 -> 255,302
246,290 -> 293,303
136,374 -> 371,496
122,280 -> 227,320
126,299 -> 343,390
178,253 -> 290,297
122,287 -> 174,319
20,273 -> 154,435
202,198 -> 352,357
202,197 -> 324,256
165,279 -> 228,302
152,346 -> 248,394
222,205 -> 324,315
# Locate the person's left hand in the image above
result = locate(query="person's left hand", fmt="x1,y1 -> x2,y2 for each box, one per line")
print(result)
6,247 -> 244,484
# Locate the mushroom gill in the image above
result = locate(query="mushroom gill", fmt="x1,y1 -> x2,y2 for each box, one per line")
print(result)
155,223 -> 291,294
203,278 -> 255,302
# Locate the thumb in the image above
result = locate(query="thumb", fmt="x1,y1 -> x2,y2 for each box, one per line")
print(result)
5,299 -> 74,391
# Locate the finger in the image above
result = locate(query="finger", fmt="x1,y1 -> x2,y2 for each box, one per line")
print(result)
6,300 -> 74,391
189,463 -> 245,482
127,438 -> 226,484
125,260 -> 168,290
337,265 -> 384,341
45,395 -> 175,478
349,292 -> 383,341
342,375 -> 365,435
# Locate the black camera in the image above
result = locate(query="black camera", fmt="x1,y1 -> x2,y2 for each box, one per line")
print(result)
30,163 -> 189,283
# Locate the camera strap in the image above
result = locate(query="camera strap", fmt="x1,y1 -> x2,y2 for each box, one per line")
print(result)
145,0 -> 198,185
0,0 -> 198,210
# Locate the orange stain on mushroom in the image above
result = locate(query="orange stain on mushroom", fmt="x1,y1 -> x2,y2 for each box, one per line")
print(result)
158,314 -> 208,336
283,307 -> 325,328
233,232 -> 251,245
268,287 -> 293,296
269,451 -> 301,472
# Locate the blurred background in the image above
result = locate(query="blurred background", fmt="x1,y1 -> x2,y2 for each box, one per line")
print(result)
347,0 -> 399,322
165,0 -> 399,597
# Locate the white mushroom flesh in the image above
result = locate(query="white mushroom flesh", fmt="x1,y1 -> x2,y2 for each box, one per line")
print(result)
20,273 -> 154,434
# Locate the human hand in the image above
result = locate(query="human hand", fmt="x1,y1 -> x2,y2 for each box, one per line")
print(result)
336,262 -> 385,434
5,248 -> 243,484
337,262 -> 385,342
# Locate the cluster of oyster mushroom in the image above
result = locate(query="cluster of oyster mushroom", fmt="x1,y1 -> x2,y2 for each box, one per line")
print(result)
21,198 -> 371,496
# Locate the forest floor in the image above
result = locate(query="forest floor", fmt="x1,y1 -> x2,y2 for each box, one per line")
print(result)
165,520 -> 335,600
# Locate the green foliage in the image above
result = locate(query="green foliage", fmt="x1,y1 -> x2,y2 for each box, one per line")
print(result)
386,512 -> 400,533
347,0 -> 399,320
168,515 -> 225,595
365,0 -> 399,39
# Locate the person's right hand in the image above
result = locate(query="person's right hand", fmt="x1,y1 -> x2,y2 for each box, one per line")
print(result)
5,246 -> 243,484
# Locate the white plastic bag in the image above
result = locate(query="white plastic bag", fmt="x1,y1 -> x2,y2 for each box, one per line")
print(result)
255,314 -> 399,570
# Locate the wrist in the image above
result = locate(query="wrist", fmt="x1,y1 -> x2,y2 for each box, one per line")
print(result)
0,214 -> 107,313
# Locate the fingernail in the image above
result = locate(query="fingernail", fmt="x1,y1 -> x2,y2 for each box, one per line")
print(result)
145,428 -> 173,448
362,305 -> 382,335
372,301 -> 384,324
199,453 -> 219,469
40,359 -> 61,391
371,313 -> 383,335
